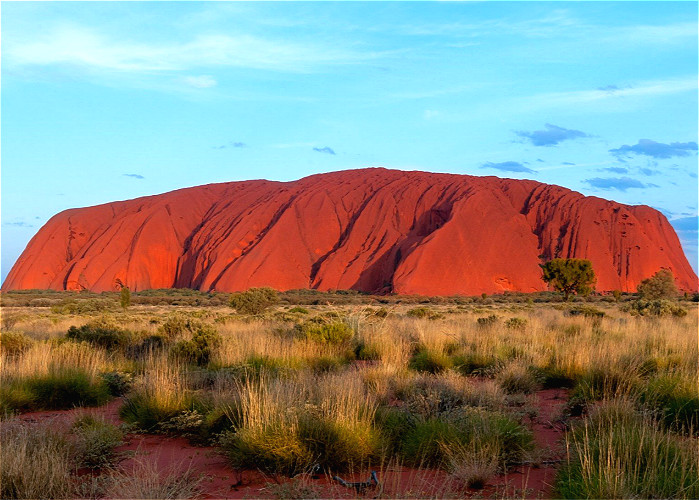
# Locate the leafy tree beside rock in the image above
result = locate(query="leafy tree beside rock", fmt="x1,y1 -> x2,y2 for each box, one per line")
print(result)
229,287 -> 279,315
636,269 -> 678,300
540,258 -> 596,301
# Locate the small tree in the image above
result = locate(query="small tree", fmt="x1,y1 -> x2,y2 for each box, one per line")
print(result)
540,258 -> 596,301
120,286 -> 131,310
637,269 -> 678,300
229,287 -> 278,315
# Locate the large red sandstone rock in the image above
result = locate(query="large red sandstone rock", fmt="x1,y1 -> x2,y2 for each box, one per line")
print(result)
4,168 -> 697,294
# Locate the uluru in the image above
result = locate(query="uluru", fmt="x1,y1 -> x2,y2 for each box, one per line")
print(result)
3,168 -> 697,295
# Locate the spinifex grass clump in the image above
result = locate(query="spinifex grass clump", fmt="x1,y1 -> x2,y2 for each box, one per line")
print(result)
496,360 -> 539,394
0,342 -> 111,413
0,422 -> 75,499
400,408 -> 534,468
639,374 -> 699,433
556,400 -> 699,499
219,374 -> 380,475
120,357 -> 200,431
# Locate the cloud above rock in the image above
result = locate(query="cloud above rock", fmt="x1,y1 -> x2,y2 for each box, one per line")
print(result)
516,123 -> 589,146
610,139 -> 698,159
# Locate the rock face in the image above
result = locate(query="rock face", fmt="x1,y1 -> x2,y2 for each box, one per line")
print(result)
4,168 -> 697,294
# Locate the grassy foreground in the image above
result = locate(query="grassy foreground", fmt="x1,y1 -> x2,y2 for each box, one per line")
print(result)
1,289 -> 697,498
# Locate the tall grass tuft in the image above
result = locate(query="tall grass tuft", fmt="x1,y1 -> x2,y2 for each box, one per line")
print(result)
220,373 -> 380,475
0,421 -> 75,499
556,399 -> 699,499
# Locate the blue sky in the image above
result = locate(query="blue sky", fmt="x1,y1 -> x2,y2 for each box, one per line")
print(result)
2,1 -> 698,283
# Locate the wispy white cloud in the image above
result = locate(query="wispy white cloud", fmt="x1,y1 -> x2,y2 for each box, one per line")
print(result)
519,77 -> 697,111
4,24 -> 377,75
182,75 -> 217,88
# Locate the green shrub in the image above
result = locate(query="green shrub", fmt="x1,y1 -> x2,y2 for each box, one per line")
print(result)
535,364 -> 576,389
66,318 -> 132,350
625,299 -> 687,317
295,319 -> 353,344
406,307 -> 442,319
0,331 -> 33,356
72,415 -> 123,469
409,349 -> 453,374
170,324 -> 222,366
505,317 -> 527,330
476,315 -> 498,328
157,314 -> 196,338
568,305 -> 605,318
229,287 -> 279,315
50,298 -> 114,315
100,371 -> 134,397
289,306 -> 309,314
570,368 -> 639,404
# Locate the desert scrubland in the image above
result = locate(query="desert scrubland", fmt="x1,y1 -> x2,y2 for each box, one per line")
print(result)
1,289 -> 697,499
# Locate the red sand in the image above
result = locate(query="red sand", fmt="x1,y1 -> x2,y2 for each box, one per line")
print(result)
10,388 -> 571,499
5,168 -> 696,294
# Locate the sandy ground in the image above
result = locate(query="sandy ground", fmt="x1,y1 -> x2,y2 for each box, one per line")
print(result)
11,388 -> 569,499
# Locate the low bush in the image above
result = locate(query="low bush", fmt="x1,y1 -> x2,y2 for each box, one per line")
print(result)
406,307 -> 442,320
442,441 -> 499,489
505,317 -> 527,330
567,305 -> 605,318
50,298 -> 114,315
229,287 -> 279,315
72,414 -> 123,469
295,319 -> 353,345
101,371 -> 134,397
624,299 -> 687,317
66,318 -> 132,350
170,324 -> 222,366
476,315 -> 498,328
289,306 -> 309,314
